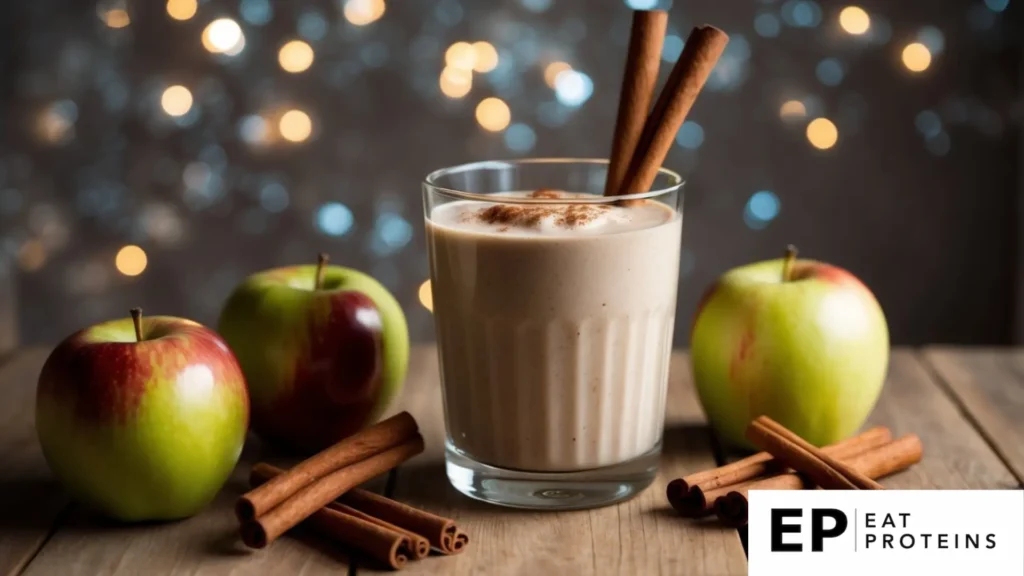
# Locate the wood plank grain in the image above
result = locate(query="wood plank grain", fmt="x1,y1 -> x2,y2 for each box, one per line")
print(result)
0,349 -> 70,576
19,375 -> 381,575
864,350 -> 1019,490
920,347 -> 1024,484
367,347 -> 746,576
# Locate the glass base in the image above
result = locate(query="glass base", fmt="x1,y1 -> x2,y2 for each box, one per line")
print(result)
445,441 -> 660,511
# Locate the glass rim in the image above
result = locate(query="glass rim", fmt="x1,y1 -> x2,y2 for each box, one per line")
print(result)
423,157 -> 684,204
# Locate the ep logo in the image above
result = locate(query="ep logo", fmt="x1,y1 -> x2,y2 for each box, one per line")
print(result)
771,508 -> 848,552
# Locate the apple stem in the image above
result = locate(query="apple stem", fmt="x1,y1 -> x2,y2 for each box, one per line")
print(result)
130,308 -> 144,342
782,245 -> 798,282
315,253 -> 329,290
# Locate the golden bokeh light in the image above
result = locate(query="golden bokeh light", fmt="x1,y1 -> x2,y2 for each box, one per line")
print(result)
418,280 -> 433,313
475,97 -> 511,132
103,9 -> 131,28
901,42 -> 932,72
439,66 -> 472,98
344,0 -> 386,26
472,41 -> 499,73
838,6 -> 870,35
445,42 -> 476,71
202,18 -> 244,54
544,61 -> 572,88
806,118 -> 839,150
278,40 -> 315,73
160,85 -> 193,117
18,240 -> 47,272
779,100 -> 807,119
115,245 -> 148,276
166,0 -> 197,21
37,108 -> 73,144
279,110 -> 313,142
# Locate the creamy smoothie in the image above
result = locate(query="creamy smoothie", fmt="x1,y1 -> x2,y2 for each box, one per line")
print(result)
426,191 -> 682,472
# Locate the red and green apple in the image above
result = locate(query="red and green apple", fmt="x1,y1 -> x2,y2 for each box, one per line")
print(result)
691,247 -> 889,449
217,255 -> 409,453
36,310 -> 249,521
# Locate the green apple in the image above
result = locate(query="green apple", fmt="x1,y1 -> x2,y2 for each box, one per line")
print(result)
217,255 -> 409,453
36,310 -> 249,521
691,247 -> 889,449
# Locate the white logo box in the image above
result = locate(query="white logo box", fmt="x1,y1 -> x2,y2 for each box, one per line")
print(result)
748,490 -> 1023,576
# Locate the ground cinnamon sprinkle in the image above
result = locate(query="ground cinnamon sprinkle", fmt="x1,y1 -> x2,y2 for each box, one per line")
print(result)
475,190 -> 611,230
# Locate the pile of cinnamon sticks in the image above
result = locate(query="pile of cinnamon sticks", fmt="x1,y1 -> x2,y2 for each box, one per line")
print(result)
668,416 -> 923,527
236,412 -> 469,570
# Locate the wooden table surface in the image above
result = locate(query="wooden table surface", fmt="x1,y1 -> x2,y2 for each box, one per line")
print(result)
1,346 -> 1021,575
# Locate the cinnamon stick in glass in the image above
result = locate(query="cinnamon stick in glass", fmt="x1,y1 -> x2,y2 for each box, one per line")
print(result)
617,25 -> 729,196
249,462 -> 431,560
747,416 -> 884,490
236,411 -> 419,522
242,435 -> 425,549
341,488 -> 469,555
667,426 -> 891,516
715,434 -> 923,527
604,10 -> 668,197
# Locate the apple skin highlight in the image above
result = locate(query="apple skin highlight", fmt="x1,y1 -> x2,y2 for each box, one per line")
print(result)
218,264 -> 409,454
36,317 -> 249,521
690,257 -> 889,450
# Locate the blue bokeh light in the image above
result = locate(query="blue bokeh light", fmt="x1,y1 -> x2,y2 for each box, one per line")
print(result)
504,123 -> 537,153
435,0 -> 464,26
316,202 -> 354,237
984,0 -> 1009,12
662,35 -> 684,62
238,115 -> 267,144
259,182 -> 289,213
520,0 -> 552,12
676,121 -> 704,149
554,70 -> 594,107
706,34 -> 750,92
782,0 -> 822,28
917,26 -> 945,54
298,11 -> 328,42
239,0 -> 273,26
52,100 -> 78,123
754,13 -> 781,38
625,0 -> 659,9
915,110 -> 942,138
815,58 -> 844,87
745,190 -> 781,227
371,213 -> 413,255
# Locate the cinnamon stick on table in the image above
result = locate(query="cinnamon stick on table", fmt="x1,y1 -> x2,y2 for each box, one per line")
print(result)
667,426 -> 892,517
746,416 -> 884,490
250,463 -> 432,560
237,411 -> 419,522
303,502 -> 414,570
616,25 -> 729,197
715,434 -> 924,527
342,488 -> 470,555
242,435 -> 425,549
604,10 -> 668,198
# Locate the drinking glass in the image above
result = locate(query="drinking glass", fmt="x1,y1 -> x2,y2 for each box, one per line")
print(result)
423,159 -> 684,510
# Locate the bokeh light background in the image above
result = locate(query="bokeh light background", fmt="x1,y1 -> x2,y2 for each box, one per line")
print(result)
0,0 -> 1019,345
